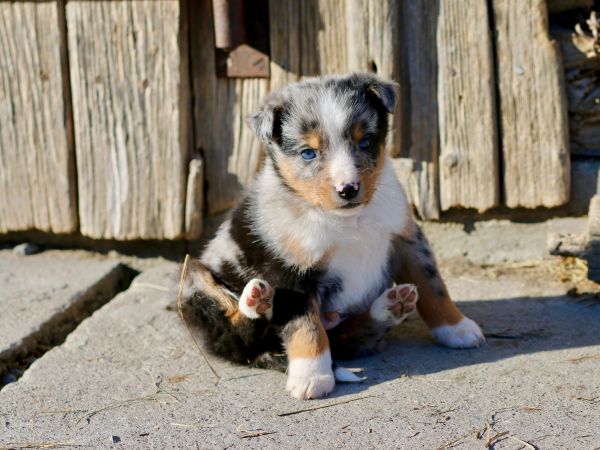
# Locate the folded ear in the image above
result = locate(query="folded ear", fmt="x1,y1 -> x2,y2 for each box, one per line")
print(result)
246,93 -> 285,146
367,78 -> 399,114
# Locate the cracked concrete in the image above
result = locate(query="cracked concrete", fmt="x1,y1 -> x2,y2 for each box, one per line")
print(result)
0,247 -> 599,449
0,250 -> 125,378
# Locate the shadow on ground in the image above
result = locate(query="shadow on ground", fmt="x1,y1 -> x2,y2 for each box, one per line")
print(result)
326,293 -> 600,398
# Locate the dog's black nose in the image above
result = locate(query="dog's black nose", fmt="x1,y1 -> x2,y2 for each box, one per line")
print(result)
337,182 -> 360,200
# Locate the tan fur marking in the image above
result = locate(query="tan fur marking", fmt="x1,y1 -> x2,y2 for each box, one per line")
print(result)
189,261 -> 237,316
361,147 -> 386,203
282,235 -> 313,269
392,226 -> 464,328
277,156 -> 338,210
287,299 -> 329,359
398,214 -> 417,239
410,267 -> 463,328
226,309 -> 244,325
304,131 -> 321,150
351,122 -> 365,142
317,245 -> 335,268
281,236 -> 334,270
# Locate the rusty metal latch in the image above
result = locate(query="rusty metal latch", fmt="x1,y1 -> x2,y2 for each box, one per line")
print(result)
212,0 -> 270,78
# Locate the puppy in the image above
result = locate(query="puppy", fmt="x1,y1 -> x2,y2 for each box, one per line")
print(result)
183,73 -> 484,400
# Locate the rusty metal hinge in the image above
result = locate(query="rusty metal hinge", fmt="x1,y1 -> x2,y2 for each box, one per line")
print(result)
212,0 -> 270,78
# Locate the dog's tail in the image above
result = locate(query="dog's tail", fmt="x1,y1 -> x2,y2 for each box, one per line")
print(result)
180,259 -> 281,365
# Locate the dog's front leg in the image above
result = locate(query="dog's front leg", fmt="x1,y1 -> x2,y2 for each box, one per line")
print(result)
280,298 -> 335,400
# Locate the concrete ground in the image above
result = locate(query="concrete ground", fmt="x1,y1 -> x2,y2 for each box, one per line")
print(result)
1,219 -> 599,449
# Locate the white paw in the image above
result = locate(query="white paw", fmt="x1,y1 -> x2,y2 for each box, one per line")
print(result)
238,278 -> 274,320
370,284 -> 418,325
286,353 -> 335,400
333,365 -> 366,383
431,317 -> 485,348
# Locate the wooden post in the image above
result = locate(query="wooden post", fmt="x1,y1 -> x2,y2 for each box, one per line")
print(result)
493,0 -> 570,208
0,2 -> 78,234
191,0 -> 267,215
437,0 -> 500,212
184,158 -> 204,240
393,0 -> 442,219
66,0 -> 191,239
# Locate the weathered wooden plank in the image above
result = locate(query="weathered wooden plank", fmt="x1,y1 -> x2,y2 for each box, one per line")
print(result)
493,0 -> 571,208
184,158 -> 204,240
346,0 -> 403,157
394,1 -> 440,219
269,0 -> 348,89
191,0 -> 267,215
67,0 -> 190,239
437,0 -> 499,212
0,2 -> 77,234
392,158 -> 439,220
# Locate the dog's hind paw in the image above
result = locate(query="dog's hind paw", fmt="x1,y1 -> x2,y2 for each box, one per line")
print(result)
431,317 -> 485,348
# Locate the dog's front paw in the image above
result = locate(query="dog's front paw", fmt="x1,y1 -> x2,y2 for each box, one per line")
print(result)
370,284 -> 418,325
239,278 -> 274,320
431,317 -> 485,348
286,354 -> 335,400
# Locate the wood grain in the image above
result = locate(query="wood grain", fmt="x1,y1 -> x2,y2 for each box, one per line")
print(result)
191,0 -> 267,215
67,0 -> 190,239
269,0 -> 348,88
437,0 -> 500,212
346,0 -> 403,159
392,158 -> 439,220
394,1 -> 441,219
185,158 -> 204,240
0,2 -> 77,233
493,0 -> 570,208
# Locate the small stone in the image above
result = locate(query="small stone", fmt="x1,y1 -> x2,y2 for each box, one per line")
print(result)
13,243 -> 41,256
111,435 -> 121,444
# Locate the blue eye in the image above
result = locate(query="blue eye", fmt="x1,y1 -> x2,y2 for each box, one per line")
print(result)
301,148 -> 317,160
358,136 -> 373,150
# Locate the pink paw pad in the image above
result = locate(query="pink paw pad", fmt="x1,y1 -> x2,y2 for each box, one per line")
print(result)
386,284 -> 418,318
240,279 -> 274,319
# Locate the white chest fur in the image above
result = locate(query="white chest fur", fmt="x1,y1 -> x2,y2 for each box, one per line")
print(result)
253,158 -> 410,314
324,219 -> 394,314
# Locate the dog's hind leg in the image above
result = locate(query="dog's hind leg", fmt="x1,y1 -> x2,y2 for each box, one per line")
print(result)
182,261 -> 281,365
391,221 -> 485,348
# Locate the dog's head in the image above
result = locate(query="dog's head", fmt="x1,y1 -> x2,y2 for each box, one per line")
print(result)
248,73 -> 398,214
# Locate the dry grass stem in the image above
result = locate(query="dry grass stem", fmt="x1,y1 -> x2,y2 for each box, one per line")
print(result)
277,395 -> 373,417
2,442 -> 79,449
177,254 -> 221,384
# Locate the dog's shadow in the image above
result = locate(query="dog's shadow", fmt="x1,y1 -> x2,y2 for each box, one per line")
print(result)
330,293 -> 600,397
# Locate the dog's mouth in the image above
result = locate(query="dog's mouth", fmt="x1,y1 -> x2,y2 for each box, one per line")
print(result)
340,202 -> 363,209
333,202 -> 366,216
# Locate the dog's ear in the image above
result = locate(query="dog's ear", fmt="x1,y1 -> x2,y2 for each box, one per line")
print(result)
366,78 -> 399,114
246,93 -> 285,147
